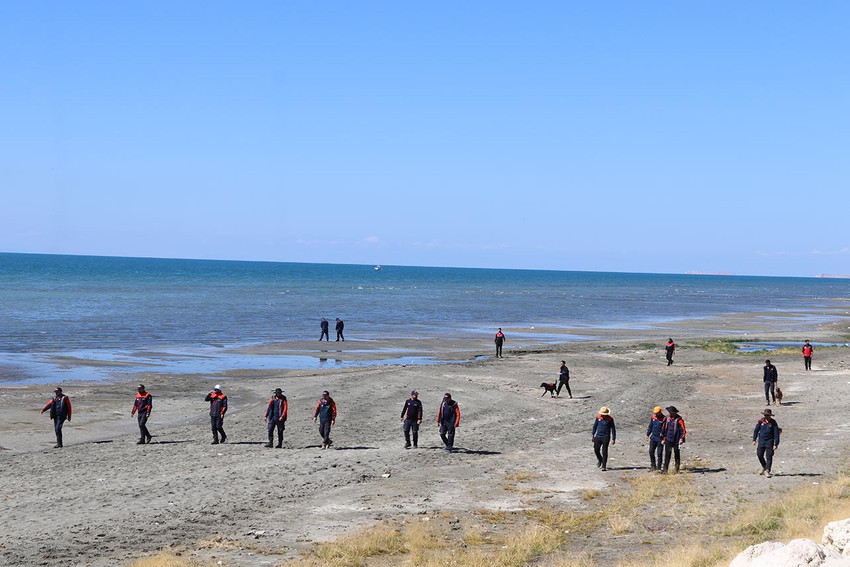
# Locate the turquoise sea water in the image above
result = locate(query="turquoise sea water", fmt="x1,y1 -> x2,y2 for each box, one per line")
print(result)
1,253 -> 848,384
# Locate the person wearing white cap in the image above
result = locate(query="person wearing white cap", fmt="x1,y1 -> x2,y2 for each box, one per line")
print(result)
400,390 -> 423,449
41,387 -> 72,448
205,385 -> 228,444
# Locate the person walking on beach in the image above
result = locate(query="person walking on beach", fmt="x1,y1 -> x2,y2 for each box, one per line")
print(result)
313,390 -> 337,449
802,340 -> 814,371
400,390 -> 423,449
41,387 -> 72,448
591,407 -> 615,471
494,328 -> 506,358
335,318 -> 345,341
130,384 -> 153,444
320,318 -> 329,341
665,338 -> 676,366
753,408 -> 781,478
205,385 -> 228,444
645,406 -> 665,472
437,393 -> 461,451
556,360 -> 572,398
264,388 -> 288,448
661,406 -> 686,474
763,359 -> 779,406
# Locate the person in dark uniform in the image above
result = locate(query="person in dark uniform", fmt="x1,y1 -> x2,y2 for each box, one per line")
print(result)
665,338 -> 676,366
662,406 -> 686,474
753,408 -> 781,478
41,387 -> 72,448
802,340 -> 814,371
591,406 -> 616,471
556,360 -> 572,398
645,406 -> 665,472
313,390 -> 337,449
400,390 -> 423,449
494,328 -> 506,358
205,385 -> 228,444
320,318 -> 329,341
264,388 -> 288,448
335,318 -> 345,341
437,393 -> 460,451
131,384 -> 153,444
763,359 -> 778,405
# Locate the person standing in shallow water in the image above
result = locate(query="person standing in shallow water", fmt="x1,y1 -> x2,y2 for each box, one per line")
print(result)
335,318 -> 345,341
665,338 -> 676,366
556,361 -> 572,398
591,406 -> 615,471
319,318 -> 329,341
494,328 -> 506,358
753,408 -> 780,478
41,387 -> 72,448
802,340 -> 814,371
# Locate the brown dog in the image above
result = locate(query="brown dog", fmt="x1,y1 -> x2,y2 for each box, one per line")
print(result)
775,387 -> 783,406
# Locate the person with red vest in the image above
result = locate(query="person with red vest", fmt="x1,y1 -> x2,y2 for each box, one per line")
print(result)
130,384 -> 153,444
753,408 -> 781,478
802,340 -> 814,371
661,406 -> 686,474
41,387 -> 72,448
264,388 -> 288,448
313,390 -> 337,449
494,328 -> 506,358
665,338 -> 676,366
205,385 -> 228,444
437,393 -> 461,451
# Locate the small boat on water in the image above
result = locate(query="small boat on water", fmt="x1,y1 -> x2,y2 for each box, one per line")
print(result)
374,265 -> 382,271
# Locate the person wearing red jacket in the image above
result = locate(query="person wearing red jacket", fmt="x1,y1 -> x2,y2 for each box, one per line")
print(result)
130,384 -> 153,444
313,390 -> 337,449
802,340 -> 814,371
205,385 -> 228,445
264,388 -> 288,448
41,387 -> 72,448
437,393 -> 461,451
661,406 -> 686,474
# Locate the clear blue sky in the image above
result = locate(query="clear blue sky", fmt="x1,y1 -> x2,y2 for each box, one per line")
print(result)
2,2 -> 848,276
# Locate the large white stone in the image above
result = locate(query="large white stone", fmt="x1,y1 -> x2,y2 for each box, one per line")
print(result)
730,538 -> 842,567
824,519 -> 850,556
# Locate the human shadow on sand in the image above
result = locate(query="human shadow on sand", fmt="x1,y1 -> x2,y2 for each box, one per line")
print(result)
226,441 -> 267,445
773,472 -> 822,477
563,395 -> 592,400
777,401 -> 801,406
443,448 -> 501,455
153,440 -> 193,445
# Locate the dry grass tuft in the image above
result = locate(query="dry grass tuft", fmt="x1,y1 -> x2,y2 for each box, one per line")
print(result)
127,552 -> 199,567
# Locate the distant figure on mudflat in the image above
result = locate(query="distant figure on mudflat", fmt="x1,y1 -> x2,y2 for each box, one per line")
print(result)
556,360 -> 572,398
494,328 -> 506,358
437,393 -> 460,451
763,359 -> 779,406
335,318 -> 345,341
41,387 -> 72,449
645,405 -> 665,472
661,406 -> 686,474
753,408 -> 780,478
400,390 -> 423,449
591,406 -> 615,471
320,318 -> 329,341
802,340 -> 814,371
665,338 -> 676,366
131,384 -> 153,444
205,385 -> 228,444
264,388 -> 288,448
313,390 -> 337,449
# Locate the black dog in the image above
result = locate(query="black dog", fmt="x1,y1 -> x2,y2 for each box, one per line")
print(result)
540,382 -> 556,397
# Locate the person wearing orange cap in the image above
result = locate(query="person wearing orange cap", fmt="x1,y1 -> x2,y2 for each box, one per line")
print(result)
645,406 -> 665,472
41,387 -> 72,448
131,384 -> 153,444
591,407 -> 616,471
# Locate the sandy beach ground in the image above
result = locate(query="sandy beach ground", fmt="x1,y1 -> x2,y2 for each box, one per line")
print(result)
1,312 -> 849,566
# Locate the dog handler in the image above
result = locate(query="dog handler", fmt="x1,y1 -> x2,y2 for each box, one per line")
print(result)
645,406 -> 665,472
591,407 -> 616,471
763,360 -> 779,405
130,384 -> 153,444
556,361 -> 572,398
753,408 -> 781,477
661,406 -> 686,474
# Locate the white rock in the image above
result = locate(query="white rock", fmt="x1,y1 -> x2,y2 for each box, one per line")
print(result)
730,538 -> 842,567
823,519 -> 850,556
